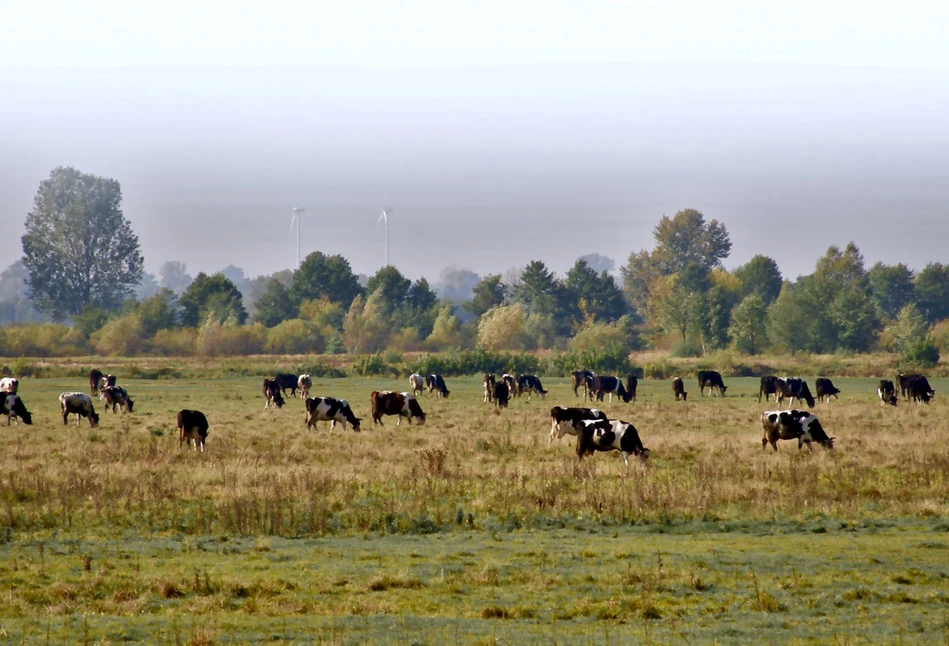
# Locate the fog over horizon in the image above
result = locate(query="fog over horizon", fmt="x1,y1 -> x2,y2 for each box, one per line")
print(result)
3,11 -> 949,286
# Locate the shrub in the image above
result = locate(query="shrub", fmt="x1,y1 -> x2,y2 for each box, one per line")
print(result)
899,335 -> 941,371
671,338 -> 704,358
264,319 -> 325,355
544,347 -> 634,377
195,318 -> 266,357
0,323 -> 89,357
477,304 -> 524,351
150,328 -> 197,356
90,312 -> 147,356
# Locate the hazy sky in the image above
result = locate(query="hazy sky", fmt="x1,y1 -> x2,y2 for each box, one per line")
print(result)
2,2 -> 948,283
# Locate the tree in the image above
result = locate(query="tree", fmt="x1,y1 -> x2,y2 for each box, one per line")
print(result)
291,252 -> 362,308
814,242 -> 867,293
888,303 -> 940,369
512,260 -> 564,321
476,304 -> 525,351
0,261 -> 43,324
620,249 -> 661,322
21,167 -> 144,319
219,265 -> 251,295
915,263 -> 949,324
159,261 -> 193,294
829,288 -> 879,352
134,288 -> 180,337
254,279 -> 298,327
577,253 -> 615,273
652,209 -> 732,274
563,259 -> 626,325
407,278 -> 438,313
436,266 -> 481,302
364,265 -> 411,314
342,292 -> 391,353
867,262 -> 915,321
465,274 -> 507,318
179,273 -> 247,327
135,272 -> 161,299
735,255 -> 783,304
730,295 -> 769,354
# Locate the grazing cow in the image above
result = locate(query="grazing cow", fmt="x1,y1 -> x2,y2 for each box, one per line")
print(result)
672,377 -> 688,401
878,380 -> 898,406
761,409 -> 834,452
297,374 -> 312,399
502,373 -> 518,397
516,375 -> 547,401
483,374 -> 496,403
177,409 -> 209,452
571,370 -> 596,400
102,386 -> 134,413
815,377 -> 840,403
273,373 -> 300,398
0,377 -> 19,394
97,374 -> 117,399
698,370 -> 727,396
758,376 -> 779,403
548,406 -> 607,446
776,377 -> 815,408
59,392 -> 100,427
426,374 -> 450,398
305,397 -> 361,432
2,394 -> 32,425
89,369 -> 104,396
907,375 -> 935,404
493,382 -> 510,410
592,375 -> 631,403
575,418 -> 650,466
370,391 -> 426,426
263,378 -> 285,409
409,373 -> 425,397
626,375 -> 639,403
897,373 -> 916,400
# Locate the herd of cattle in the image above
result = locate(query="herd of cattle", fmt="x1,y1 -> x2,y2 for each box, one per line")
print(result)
0,367 -> 938,463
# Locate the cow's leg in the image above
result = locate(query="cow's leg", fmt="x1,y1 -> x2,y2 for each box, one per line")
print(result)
762,436 -> 769,450
622,452 -> 630,467
330,420 -> 337,432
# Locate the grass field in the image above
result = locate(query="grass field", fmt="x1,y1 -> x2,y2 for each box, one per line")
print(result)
2,373 -> 949,643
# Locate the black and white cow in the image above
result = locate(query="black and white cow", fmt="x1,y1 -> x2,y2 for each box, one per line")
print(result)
575,418 -> 650,466
97,374 -> 117,399
758,376 -> 779,403
297,374 -> 312,399
907,375 -> 935,404
102,386 -> 134,413
592,375 -> 631,403
878,380 -> 898,406
409,373 -> 425,397
483,374 -> 496,403
761,409 -> 834,452
815,377 -> 840,403
305,397 -> 361,432
2,393 -> 32,425
89,369 -> 104,396
0,377 -> 19,394
672,377 -> 687,401
502,374 -> 518,397
698,370 -> 727,396
776,377 -> 815,409
427,374 -> 450,398
370,391 -> 426,425
493,382 -> 510,410
516,375 -> 547,401
571,370 -> 596,400
263,378 -> 285,409
177,409 -> 209,452
60,392 -> 100,427
273,373 -> 300,398
548,406 -> 607,446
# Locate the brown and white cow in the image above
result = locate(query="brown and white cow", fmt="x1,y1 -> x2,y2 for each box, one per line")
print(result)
575,418 -> 650,466
409,373 -> 425,397
483,374 -> 496,403
305,397 -> 361,432
263,378 -> 285,409
2,393 -> 32,425
370,391 -> 426,426
571,370 -> 596,400
60,392 -> 100,427
177,409 -> 209,452
672,377 -> 687,401
761,409 -> 834,452
297,374 -> 312,399
548,406 -> 607,446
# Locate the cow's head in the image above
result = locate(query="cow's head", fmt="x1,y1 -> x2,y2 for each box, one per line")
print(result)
720,385 -> 728,395
89,411 -> 100,427
126,398 -> 135,413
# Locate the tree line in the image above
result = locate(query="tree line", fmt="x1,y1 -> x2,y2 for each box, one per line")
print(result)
7,167 -> 949,366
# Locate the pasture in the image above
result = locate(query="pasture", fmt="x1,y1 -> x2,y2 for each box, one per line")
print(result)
2,373 -> 949,643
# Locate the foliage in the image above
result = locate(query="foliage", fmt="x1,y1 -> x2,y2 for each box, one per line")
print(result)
195,318 -> 266,357
134,288 -> 180,336
425,305 -> 467,351
150,328 -> 197,355
342,292 -> 391,354
0,323 -> 89,357
511,260 -> 565,331
899,335 -> 940,370
563,259 -> 626,326
886,304 -> 930,356
544,346 -> 635,376
476,304 -> 525,351
915,263 -> 949,324
734,255 -> 783,304
567,317 -> 639,354
671,338 -> 704,357
619,249 -> 661,322
21,167 -> 144,319
158,260 -> 193,294
829,288 -> 879,353
72,305 -> 111,339
291,251 -> 363,308
264,319 -> 326,355
364,265 -> 412,314
814,242 -> 867,293
464,274 -> 507,318
89,312 -> 147,356
867,262 -> 915,321
254,279 -> 297,327
652,208 -> 732,274
729,294 -> 769,355
179,273 -> 248,327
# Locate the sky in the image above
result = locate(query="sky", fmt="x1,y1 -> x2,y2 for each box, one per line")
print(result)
1,1 -> 948,283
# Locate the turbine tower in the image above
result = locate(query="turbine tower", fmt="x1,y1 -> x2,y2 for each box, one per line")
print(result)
377,205 -> 393,267
290,206 -> 305,267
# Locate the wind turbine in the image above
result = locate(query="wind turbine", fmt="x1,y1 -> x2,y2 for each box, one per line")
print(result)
290,206 -> 305,267
377,204 -> 393,267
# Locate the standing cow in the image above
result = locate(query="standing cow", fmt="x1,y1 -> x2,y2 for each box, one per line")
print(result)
698,370 -> 727,396
60,392 -> 100,427
297,374 -> 312,399
761,409 -> 834,452
493,382 -> 510,410
426,374 -> 450,398
483,374 -> 496,403
177,409 -> 209,452
571,370 -> 596,400
370,391 -> 426,426
878,380 -> 898,406
263,379 -> 285,409
102,386 -> 135,413
273,373 -> 300,398
89,369 -> 104,396
548,406 -> 607,446
815,377 -> 840,403
409,373 -> 425,397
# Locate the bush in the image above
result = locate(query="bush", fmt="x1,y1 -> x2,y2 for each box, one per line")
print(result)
150,328 -> 197,356
196,319 -> 266,357
671,338 -> 704,358
264,319 -> 325,355
0,323 -> 89,357
544,347 -> 635,377
899,335 -> 941,371
90,312 -> 147,356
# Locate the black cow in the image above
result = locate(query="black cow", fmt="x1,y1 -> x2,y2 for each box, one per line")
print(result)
672,377 -> 687,401
776,378 -> 815,409
493,382 -> 510,410
897,373 -> 917,400
761,409 -> 834,452
758,376 -> 779,403
548,406 -> 607,446
516,375 -> 547,401
575,418 -> 650,466
305,397 -> 361,432
2,394 -> 32,425
89,369 -> 104,396
426,374 -> 450,399
177,409 -> 209,452
878,380 -> 898,406
263,378 -> 285,409
102,386 -> 134,413
907,375 -> 935,404
592,375 -> 631,403
483,374 -> 496,403
815,377 -> 840,403
571,370 -> 596,400
698,370 -> 727,396
273,373 -> 300,398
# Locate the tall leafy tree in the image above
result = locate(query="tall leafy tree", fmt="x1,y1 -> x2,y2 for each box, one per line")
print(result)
465,274 -> 507,318
729,294 -> 769,354
291,252 -> 362,308
829,288 -> 879,352
620,249 -> 661,322
365,265 -> 412,314
915,263 -> 949,324
734,255 -> 783,304
134,288 -> 180,336
159,261 -> 193,294
512,260 -> 561,317
179,273 -> 247,326
407,278 -> 438,313
21,167 -> 144,319
564,259 -> 626,325
254,279 -> 298,327
867,262 -> 915,321
814,242 -> 867,293
652,208 -> 732,274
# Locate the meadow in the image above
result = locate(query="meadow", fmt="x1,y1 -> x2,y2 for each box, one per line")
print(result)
2,370 -> 949,643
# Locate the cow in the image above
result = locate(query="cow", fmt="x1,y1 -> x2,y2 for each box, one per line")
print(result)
60,392 -> 100,427
761,409 -> 834,452
305,397 -> 361,432
548,406 -> 607,446
426,374 -> 450,398
758,376 -> 779,403
297,374 -> 312,399
89,369 -> 103,396
370,391 -> 426,426
272,373 -> 300,398
0,377 -> 19,394
897,373 -> 916,400
102,386 -> 134,413
776,377 -> 815,408
493,382 -> 510,410
571,370 -> 596,400
592,375 -> 631,403
815,377 -> 840,403
878,380 -> 898,406
483,374 -> 496,403
626,375 -> 639,403
516,375 -> 547,401
907,375 -> 935,404
97,374 -> 117,399
672,377 -> 688,401
2,394 -> 32,425
177,409 -> 209,452
502,374 -> 518,397
698,370 -> 727,396
263,378 -> 285,409
409,373 -> 425,397
575,418 -> 650,466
